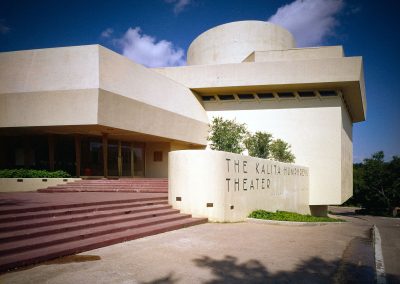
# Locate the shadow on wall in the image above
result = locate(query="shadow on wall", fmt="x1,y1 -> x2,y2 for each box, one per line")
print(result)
141,255 -> 378,284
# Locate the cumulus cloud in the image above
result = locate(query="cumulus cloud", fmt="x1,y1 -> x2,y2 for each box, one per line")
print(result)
165,0 -> 192,14
100,28 -> 114,38
269,0 -> 344,47
117,27 -> 185,67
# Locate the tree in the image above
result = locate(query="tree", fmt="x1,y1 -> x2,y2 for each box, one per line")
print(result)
208,117 -> 249,154
208,117 -> 296,163
269,139 -> 295,163
244,131 -> 273,159
347,151 -> 400,216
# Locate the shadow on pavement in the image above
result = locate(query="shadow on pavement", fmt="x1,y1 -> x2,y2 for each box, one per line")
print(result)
143,254 -> 381,284
141,272 -> 179,284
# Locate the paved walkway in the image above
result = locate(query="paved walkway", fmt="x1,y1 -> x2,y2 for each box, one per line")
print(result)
1,206 -> 383,284
373,216 -> 400,284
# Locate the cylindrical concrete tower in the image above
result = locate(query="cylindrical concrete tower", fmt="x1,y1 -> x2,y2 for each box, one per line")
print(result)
187,21 -> 296,65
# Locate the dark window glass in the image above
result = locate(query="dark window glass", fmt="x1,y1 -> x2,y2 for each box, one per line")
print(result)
277,92 -> 295,98
257,93 -> 274,99
81,136 -> 103,176
298,91 -> 316,98
319,90 -> 337,97
201,96 -> 216,101
54,135 -> 75,175
237,94 -> 254,100
218,94 -> 235,101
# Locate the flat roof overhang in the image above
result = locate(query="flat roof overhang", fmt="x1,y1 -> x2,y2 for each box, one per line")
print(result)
154,57 -> 366,122
0,125 -> 205,147
0,45 -> 209,146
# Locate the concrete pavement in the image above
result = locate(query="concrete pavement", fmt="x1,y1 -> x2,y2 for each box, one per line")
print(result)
369,216 -> 400,283
0,206 -> 381,284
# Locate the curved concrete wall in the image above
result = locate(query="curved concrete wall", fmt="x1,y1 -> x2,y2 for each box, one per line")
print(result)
169,150 -> 309,222
187,21 -> 295,65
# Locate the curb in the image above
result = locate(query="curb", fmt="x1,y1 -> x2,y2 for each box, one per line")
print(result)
373,225 -> 386,284
246,217 -> 344,226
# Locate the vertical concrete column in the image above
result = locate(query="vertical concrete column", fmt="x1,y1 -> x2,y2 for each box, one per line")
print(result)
48,134 -> 55,171
102,134 -> 108,178
74,135 -> 81,178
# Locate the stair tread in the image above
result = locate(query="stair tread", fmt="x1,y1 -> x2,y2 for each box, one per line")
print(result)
0,195 -> 167,215
0,199 -> 168,222
0,217 -> 207,271
0,208 -> 180,241
0,204 -> 173,231
0,213 -> 192,254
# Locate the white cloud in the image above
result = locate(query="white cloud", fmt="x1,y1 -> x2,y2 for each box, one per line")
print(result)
117,27 -> 185,67
268,0 -> 344,47
100,28 -> 114,38
165,0 -> 191,14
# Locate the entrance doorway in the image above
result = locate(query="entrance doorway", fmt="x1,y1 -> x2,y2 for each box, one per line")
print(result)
80,137 -> 145,178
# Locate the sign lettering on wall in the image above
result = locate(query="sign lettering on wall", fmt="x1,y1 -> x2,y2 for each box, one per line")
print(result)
225,158 -> 308,193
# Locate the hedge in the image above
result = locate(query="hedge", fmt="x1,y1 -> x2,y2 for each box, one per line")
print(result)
0,169 -> 71,178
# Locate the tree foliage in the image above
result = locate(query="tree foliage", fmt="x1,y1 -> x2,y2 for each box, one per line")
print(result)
348,151 -> 400,215
244,131 -> 273,159
269,139 -> 295,163
208,117 -> 295,163
208,117 -> 249,154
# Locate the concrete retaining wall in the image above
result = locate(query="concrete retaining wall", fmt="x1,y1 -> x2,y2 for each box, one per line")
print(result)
0,178 -> 81,192
169,150 -> 309,222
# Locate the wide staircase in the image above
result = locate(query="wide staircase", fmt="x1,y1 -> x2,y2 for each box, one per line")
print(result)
38,178 -> 168,193
0,179 -> 207,272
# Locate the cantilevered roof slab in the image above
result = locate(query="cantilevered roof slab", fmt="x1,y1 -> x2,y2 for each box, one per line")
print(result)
0,45 -> 209,146
154,56 -> 366,122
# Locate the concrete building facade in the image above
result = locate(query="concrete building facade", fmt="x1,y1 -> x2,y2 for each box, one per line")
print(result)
0,21 -> 366,213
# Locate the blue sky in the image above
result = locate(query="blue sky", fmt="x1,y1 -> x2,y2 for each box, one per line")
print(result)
1,0 -> 399,162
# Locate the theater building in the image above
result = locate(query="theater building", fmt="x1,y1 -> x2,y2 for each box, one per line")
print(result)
0,21 -> 366,212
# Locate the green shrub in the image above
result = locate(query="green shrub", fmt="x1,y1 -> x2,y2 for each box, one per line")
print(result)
248,210 -> 344,222
0,169 -> 71,178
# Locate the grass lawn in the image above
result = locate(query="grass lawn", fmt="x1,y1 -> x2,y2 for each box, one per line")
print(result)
249,210 -> 345,222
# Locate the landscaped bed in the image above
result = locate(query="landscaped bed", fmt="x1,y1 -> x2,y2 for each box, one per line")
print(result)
0,169 -> 71,178
249,210 -> 344,222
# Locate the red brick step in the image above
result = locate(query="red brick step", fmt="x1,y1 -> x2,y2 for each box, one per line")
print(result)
0,179 -> 207,273
0,217 -> 206,272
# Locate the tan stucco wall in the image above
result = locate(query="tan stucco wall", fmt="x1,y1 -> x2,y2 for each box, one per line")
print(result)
98,46 -> 208,126
206,97 -> 350,205
243,46 -> 344,62
0,46 -> 100,128
145,142 -> 171,178
187,21 -> 295,65
341,104 -> 353,203
98,90 -> 208,145
154,57 -> 366,122
0,45 -> 209,147
169,150 -> 309,222
0,45 -> 99,94
0,178 -> 81,192
0,89 -> 99,127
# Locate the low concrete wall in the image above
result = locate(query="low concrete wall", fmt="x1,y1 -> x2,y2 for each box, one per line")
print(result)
0,178 -> 81,192
169,150 -> 309,222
